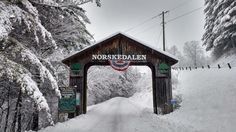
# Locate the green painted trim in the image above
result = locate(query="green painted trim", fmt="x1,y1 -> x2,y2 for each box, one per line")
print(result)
71,63 -> 82,70
159,62 -> 170,74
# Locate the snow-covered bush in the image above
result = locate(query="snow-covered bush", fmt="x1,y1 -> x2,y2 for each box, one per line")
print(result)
87,66 -> 141,105
171,70 -> 182,110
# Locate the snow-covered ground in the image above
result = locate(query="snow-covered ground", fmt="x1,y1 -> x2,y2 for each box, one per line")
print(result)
40,97 -> 194,132
39,66 -> 236,132
164,68 -> 236,132
214,53 -> 236,66
131,68 -> 236,132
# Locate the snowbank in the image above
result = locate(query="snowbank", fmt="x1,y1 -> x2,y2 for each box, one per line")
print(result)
214,53 -> 236,66
130,66 -> 236,131
163,68 -> 236,132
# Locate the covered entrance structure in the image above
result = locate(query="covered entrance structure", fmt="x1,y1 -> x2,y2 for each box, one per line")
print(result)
62,32 -> 178,116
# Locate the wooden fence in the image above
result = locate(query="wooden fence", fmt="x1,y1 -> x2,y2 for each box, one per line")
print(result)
172,63 -> 235,71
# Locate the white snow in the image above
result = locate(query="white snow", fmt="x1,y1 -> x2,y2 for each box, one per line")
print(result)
0,0 -> 56,47
40,97 -> 195,132
214,53 -> 236,66
21,0 -> 57,46
39,58 -> 236,132
221,14 -> 230,23
0,55 -> 54,125
163,68 -> 236,132
87,66 -> 138,105
0,2 -> 21,40
21,48 -> 61,97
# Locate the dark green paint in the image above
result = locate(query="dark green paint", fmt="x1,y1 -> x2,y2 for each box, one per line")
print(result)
159,62 -> 170,74
59,88 -> 76,113
71,63 -> 82,70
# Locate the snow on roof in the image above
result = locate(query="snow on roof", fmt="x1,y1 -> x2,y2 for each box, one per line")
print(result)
120,32 -> 178,60
63,32 -> 178,62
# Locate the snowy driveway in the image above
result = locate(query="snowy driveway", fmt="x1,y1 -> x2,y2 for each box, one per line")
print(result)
40,97 -> 195,132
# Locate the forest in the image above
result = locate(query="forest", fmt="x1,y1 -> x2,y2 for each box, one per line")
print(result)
0,0 -> 236,131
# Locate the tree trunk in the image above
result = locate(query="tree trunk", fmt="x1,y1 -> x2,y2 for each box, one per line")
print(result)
11,90 -> 21,132
17,92 -> 22,132
4,87 -> 10,132
0,98 -> 6,128
32,104 -> 39,131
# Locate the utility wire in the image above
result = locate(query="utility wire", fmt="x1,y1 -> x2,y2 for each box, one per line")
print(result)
133,20 -> 161,35
132,6 -> 203,36
124,0 -> 196,33
169,0 -> 196,11
157,30 -> 162,45
124,14 -> 160,33
167,6 -> 203,23
133,24 -> 156,35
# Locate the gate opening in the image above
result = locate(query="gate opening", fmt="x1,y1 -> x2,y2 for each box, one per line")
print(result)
86,66 -> 153,110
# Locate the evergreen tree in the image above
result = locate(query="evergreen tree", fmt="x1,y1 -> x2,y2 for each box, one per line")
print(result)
0,0 -> 101,131
203,0 -> 236,59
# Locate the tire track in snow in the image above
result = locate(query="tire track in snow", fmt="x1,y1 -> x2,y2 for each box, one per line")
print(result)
40,97 -> 196,132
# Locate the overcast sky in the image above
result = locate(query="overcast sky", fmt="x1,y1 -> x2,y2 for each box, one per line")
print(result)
81,0 -> 205,52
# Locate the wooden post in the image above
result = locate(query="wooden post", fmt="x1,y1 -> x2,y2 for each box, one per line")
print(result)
159,11 -> 169,51
228,63 -> 231,69
208,65 -> 210,69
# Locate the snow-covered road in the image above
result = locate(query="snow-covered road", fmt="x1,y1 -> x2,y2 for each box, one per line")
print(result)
40,66 -> 236,132
40,97 -> 195,132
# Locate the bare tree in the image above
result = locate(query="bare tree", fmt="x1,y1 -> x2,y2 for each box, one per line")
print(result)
183,41 -> 205,67
167,45 -> 185,67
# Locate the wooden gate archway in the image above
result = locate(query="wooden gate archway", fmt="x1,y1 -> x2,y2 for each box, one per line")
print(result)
62,32 -> 178,115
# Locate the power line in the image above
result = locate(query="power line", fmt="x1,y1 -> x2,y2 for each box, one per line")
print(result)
124,14 -> 160,33
133,20 -> 161,35
167,6 -> 203,23
124,0 -> 197,33
169,0 -> 196,11
133,24 -> 156,35
131,6 -> 203,36
157,30 -> 162,46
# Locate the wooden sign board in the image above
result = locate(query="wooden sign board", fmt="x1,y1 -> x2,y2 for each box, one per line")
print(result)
59,87 -> 76,113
